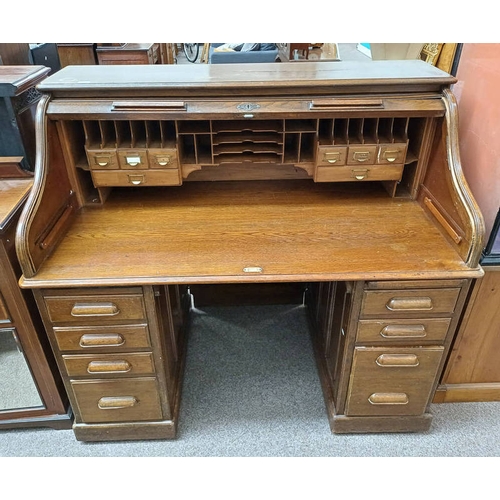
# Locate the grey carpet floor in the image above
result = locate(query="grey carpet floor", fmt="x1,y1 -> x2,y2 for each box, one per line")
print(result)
1,304 -> 499,457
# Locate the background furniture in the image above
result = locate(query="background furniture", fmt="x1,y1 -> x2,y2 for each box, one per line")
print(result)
208,43 -> 278,63
277,43 -> 340,62
16,61 -> 483,441
56,43 -> 97,67
0,176 -> 71,429
96,43 -> 160,65
435,210 -> 500,402
0,65 -> 50,172
0,43 -> 31,65
0,66 -> 71,429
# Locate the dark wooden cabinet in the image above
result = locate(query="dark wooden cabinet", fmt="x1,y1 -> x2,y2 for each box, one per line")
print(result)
0,66 -> 50,172
15,61 -> 484,441
0,178 -> 71,429
0,66 -> 71,429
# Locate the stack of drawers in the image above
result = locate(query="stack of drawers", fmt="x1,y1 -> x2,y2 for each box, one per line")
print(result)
345,281 -> 463,417
314,142 -> 408,183
37,287 -> 168,428
87,147 -> 181,188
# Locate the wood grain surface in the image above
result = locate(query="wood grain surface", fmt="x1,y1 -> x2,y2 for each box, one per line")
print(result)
21,180 -> 480,288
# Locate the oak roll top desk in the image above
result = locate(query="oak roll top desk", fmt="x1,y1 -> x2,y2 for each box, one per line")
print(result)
15,61 -> 485,442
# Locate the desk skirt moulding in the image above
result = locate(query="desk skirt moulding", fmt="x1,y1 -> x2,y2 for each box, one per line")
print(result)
14,61 -> 485,441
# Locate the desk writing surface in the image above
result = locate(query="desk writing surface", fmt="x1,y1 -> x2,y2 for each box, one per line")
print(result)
22,180 -> 476,288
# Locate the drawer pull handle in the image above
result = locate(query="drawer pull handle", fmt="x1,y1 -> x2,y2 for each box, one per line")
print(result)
382,150 -> 400,162
87,360 -> 131,373
79,334 -> 125,347
126,156 -> 141,167
71,302 -> 120,317
386,297 -> 433,311
376,354 -> 419,367
368,393 -> 409,405
112,101 -> 186,111
353,152 -> 371,163
352,169 -> 368,180
128,174 -> 145,185
95,157 -> 111,167
156,156 -> 171,166
380,324 -> 427,338
310,98 -> 384,109
324,152 -> 341,164
97,396 -> 137,410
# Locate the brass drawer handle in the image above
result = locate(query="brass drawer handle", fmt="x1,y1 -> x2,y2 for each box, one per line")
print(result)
352,169 -> 368,180
97,396 -> 137,410
380,324 -> 427,338
352,151 -> 371,163
156,156 -> 171,166
128,174 -> 145,185
71,302 -> 120,317
386,297 -> 433,311
323,152 -> 341,164
87,360 -> 131,373
126,156 -> 142,167
79,334 -> 125,347
368,393 -> 409,405
95,156 -> 112,167
376,354 -> 419,367
382,150 -> 400,162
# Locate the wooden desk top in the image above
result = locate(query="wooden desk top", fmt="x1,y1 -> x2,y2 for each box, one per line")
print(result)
0,179 -> 32,232
37,60 -> 456,98
21,180 -> 480,288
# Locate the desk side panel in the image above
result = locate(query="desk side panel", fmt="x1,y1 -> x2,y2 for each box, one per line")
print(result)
418,89 -> 485,268
16,94 -> 78,278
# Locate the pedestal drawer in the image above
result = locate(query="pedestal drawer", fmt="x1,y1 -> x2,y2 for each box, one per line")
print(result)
356,318 -> 452,344
53,324 -> 151,352
43,293 -> 146,324
71,377 -> 162,423
345,346 -> 444,416
361,288 -> 461,317
63,352 -> 155,377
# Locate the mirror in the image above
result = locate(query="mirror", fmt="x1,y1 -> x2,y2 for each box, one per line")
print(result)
0,328 -> 43,411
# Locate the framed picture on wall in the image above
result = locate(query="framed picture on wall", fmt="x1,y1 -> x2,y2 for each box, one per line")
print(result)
482,208 -> 500,265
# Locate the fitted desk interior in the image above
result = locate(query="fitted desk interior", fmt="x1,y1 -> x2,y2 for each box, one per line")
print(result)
16,61 -> 484,441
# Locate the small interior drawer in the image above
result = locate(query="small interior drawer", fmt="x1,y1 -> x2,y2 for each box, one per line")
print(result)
314,164 -> 403,183
71,377 -> 162,423
62,352 -> 155,377
86,149 -> 119,170
148,148 -> 179,169
316,146 -> 347,166
53,324 -> 151,352
356,318 -> 452,344
91,169 -> 182,187
361,288 -> 461,317
377,143 -> 408,165
345,346 -> 444,416
347,145 -> 377,165
43,293 -> 146,324
117,150 -> 149,169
